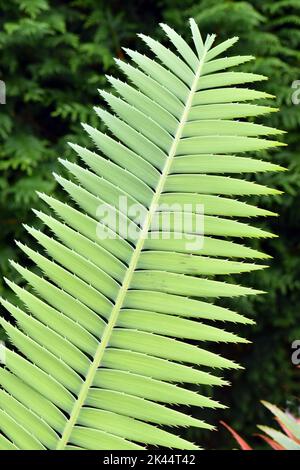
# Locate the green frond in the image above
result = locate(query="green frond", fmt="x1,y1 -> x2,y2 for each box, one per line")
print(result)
0,19 -> 283,450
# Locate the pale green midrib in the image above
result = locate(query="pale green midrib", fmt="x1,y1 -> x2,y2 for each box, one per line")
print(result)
55,47 -> 208,450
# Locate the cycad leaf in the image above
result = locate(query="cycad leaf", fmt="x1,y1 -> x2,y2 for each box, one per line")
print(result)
0,19 -> 283,450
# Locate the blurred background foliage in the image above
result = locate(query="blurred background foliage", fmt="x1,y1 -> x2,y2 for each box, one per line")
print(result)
0,0 -> 299,449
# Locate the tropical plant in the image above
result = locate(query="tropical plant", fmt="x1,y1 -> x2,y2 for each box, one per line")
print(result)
1,0 -> 299,449
0,18 -> 284,450
222,400 -> 300,450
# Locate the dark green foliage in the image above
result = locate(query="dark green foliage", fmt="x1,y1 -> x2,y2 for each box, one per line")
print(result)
0,0 -> 158,302
0,0 -> 299,449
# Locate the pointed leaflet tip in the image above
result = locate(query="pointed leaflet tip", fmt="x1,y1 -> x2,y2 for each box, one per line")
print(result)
231,36 -> 239,44
67,141 -> 77,150
3,277 -> 11,286
52,172 -> 62,183
37,191 -> 51,203
122,46 -> 131,54
58,159 -> 73,174
98,89 -> 109,101
81,122 -> 90,131
189,18 -> 204,58
265,93 -> 276,99
98,88 -> 107,97
15,240 -> 24,249
204,34 -> 216,50
32,208 -> 41,217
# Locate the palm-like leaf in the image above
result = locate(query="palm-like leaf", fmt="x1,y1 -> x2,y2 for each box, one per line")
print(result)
257,401 -> 300,450
222,401 -> 300,450
0,19 -> 284,450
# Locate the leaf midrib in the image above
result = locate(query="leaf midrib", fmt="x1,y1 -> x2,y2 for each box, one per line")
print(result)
56,46 -> 208,450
